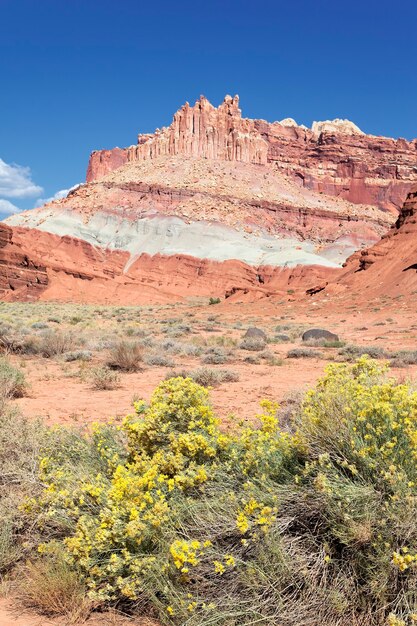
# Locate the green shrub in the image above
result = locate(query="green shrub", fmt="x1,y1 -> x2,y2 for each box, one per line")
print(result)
338,344 -> 388,361
0,405 -> 45,573
36,331 -> 77,357
239,337 -> 266,351
166,367 -> 239,386
145,353 -> 175,367
209,297 -> 221,305
18,553 -> 91,621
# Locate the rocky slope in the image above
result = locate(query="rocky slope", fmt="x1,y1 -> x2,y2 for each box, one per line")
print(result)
325,185 -> 417,298
2,95 -> 417,303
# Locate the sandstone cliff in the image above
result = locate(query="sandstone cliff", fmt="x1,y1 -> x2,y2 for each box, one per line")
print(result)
325,185 -> 417,297
0,223 -> 48,300
87,95 -> 417,213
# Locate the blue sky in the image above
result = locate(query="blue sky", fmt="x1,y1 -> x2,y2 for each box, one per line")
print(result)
1,0 -> 417,218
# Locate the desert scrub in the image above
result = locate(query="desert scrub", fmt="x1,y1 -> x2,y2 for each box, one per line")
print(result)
166,367 -> 239,387
390,350 -> 417,367
0,404 -> 45,572
0,357 -> 27,398
90,365 -> 121,390
106,340 -> 144,372
239,336 -> 266,351
32,378 -> 298,622
18,553 -> 91,621
201,346 -> 230,365
338,344 -> 389,361
62,350 -> 92,362
145,352 -> 175,367
287,347 -> 323,359
16,358 -> 417,625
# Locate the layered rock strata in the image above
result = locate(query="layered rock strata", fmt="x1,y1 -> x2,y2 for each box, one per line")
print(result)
0,223 -> 48,299
87,95 -> 417,213
325,185 -> 417,297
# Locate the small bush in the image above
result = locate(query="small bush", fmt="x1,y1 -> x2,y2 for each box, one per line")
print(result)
390,350 -> 417,366
304,337 -> 345,348
145,353 -> 175,367
239,336 -> 266,352
62,350 -> 92,362
0,405 -> 45,572
202,347 -> 230,365
338,344 -> 389,361
260,350 -> 284,366
31,322 -> 49,330
166,367 -> 239,386
106,341 -> 144,372
192,367 -> 239,386
287,348 -> 322,359
0,357 -> 27,398
37,331 -> 77,358
243,354 -> 260,364
209,297 -> 221,305
90,366 -> 121,390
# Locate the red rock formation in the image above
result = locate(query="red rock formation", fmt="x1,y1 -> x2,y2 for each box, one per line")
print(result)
86,148 -> 129,185
87,95 -> 268,183
260,122 -> 417,213
325,185 -> 417,297
0,224 -> 48,300
0,223 -> 339,304
86,95 -> 417,213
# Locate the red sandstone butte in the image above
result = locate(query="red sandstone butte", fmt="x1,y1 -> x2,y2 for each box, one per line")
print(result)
87,95 -> 417,213
3,95 -> 417,304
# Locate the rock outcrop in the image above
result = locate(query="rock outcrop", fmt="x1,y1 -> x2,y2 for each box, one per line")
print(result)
3,95 -> 417,305
87,95 -> 269,182
0,222 -> 340,304
0,223 -> 48,300
87,95 -> 417,213
325,185 -> 417,297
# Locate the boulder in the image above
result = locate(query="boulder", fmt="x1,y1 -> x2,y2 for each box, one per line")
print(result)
244,327 -> 267,341
302,328 -> 339,342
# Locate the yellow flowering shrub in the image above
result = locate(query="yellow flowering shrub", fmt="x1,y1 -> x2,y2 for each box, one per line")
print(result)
30,363 -> 417,625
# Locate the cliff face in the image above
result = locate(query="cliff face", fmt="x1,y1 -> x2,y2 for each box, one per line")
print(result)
87,95 -> 269,182
260,121 -> 417,213
87,95 -> 417,213
0,223 -> 48,300
325,185 -> 417,297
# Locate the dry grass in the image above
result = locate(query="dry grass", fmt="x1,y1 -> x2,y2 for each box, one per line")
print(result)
18,556 -> 92,622
106,341 -> 144,372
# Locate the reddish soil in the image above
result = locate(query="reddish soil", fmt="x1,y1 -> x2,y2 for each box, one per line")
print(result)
9,299 -> 417,427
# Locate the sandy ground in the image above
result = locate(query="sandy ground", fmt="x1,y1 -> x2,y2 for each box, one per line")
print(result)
0,598 -> 156,626
8,297 -> 417,427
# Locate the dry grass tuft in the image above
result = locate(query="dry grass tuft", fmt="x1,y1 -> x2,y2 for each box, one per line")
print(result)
18,556 -> 92,622
106,341 -> 144,372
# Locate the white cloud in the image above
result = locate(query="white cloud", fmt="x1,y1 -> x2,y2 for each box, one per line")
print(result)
34,184 -> 80,208
0,158 -> 43,198
0,199 -> 21,215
